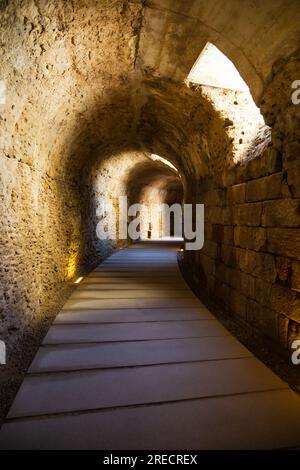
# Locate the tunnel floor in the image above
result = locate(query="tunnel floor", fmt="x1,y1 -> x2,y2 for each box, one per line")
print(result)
1,241 -> 300,449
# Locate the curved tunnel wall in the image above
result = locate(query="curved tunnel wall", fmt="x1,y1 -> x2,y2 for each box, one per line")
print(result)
1,0 -> 300,393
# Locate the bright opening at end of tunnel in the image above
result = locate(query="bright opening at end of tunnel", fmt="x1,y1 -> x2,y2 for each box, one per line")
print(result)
186,42 -> 249,92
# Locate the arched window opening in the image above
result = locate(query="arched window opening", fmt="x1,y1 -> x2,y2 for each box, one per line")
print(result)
186,42 -> 271,164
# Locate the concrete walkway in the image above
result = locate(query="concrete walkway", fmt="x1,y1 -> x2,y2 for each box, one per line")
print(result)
1,241 -> 300,449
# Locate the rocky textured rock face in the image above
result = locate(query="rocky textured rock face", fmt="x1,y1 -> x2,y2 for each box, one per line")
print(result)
0,0 -> 144,356
185,57 -> 300,352
1,0 -> 300,386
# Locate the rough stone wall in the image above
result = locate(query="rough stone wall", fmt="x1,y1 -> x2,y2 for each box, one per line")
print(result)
0,155 -> 85,349
198,85 -> 271,166
0,0 -> 143,362
184,57 -> 300,354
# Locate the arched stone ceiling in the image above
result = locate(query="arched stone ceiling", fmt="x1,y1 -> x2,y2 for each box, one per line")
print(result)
138,0 -> 300,101
1,0 -> 299,183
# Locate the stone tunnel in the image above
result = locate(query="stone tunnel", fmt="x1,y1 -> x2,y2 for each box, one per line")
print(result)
1,0 -> 300,450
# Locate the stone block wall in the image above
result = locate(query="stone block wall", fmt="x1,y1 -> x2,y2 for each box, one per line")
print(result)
0,155 -> 117,357
185,145 -> 300,351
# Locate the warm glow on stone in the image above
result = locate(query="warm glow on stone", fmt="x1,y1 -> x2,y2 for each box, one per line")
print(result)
64,242 -> 79,281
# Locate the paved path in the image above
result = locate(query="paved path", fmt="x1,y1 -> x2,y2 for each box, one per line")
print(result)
1,241 -> 300,449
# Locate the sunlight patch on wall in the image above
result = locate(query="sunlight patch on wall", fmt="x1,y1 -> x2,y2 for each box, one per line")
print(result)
64,241 -> 80,281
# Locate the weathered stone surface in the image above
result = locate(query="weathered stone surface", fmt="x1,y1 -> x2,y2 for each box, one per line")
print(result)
262,199 -> 300,227
267,228 -> 300,260
246,172 -> 284,202
291,261 -> 300,292
213,280 -> 230,307
284,141 -> 300,164
187,35 -> 300,355
225,267 -> 241,290
255,278 -> 272,307
287,319 -> 300,349
239,272 -> 256,299
223,226 -> 234,246
275,256 -> 291,283
237,249 -> 276,282
211,224 -> 224,243
221,167 -> 237,187
227,183 -> 246,205
233,203 -> 262,226
234,226 -> 266,251
229,288 -> 247,319
270,285 -> 300,322
203,240 -> 219,260
198,253 -> 216,277
212,224 -> 235,244
278,314 -> 289,348
203,189 -> 227,207
214,262 -> 226,282
225,268 -> 255,299
0,0 -> 145,358
246,299 -> 278,340
240,148 -> 282,181
286,161 -> 300,197
220,245 -> 238,268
